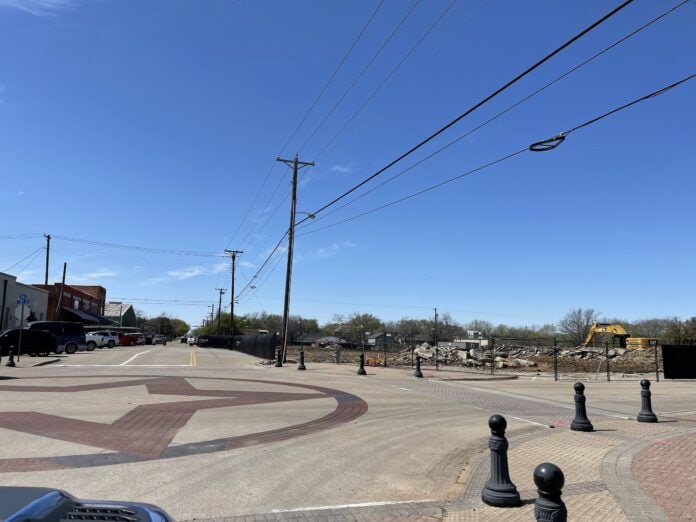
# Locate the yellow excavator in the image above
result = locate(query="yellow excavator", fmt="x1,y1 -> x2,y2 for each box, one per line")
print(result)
581,323 -> 658,350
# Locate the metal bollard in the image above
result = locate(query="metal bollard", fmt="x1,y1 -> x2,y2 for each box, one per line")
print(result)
5,347 -> 16,368
357,353 -> 366,375
570,382 -> 593,432
414,355 -> 423,378
481,414 -> 521,507
274,348 -> 283,367
297,350 -> 306,371
334,347 -> 341,364
637,379 -> 658,423
533,462 -> 567,522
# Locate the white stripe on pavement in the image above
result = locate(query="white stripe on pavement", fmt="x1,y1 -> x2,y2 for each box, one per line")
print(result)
119,349 -> 152,366
272,499 -> 433,513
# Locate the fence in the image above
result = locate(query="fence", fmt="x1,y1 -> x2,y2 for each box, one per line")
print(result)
197,333 -> 279,360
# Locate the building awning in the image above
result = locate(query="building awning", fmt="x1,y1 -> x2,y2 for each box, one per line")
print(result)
62,307 -> 118,326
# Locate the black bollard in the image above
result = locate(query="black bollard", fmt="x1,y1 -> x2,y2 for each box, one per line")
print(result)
533,462 -> 567,522
357,353 -> 366,375
637,379 -> 658,423
481,414 -> 521,507
274,348 -> 283,367
414,355 -> 423,378
570,382 -> 593,432
5,347 -> 16,368
298,350 -> 306,371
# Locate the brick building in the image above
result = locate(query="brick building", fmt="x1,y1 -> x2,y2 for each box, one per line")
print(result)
32,283 -> 107,322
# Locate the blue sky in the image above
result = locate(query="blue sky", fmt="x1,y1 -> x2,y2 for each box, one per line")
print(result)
1,0 -> 694,328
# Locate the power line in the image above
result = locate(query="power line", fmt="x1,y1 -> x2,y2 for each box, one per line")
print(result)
295,0 -> 636,228
297,0 -> 422,153
14,247 -> 45,277
313,0 -> 460,160
279,0 -> 386,155
53,235 -> 224,257
298,72 -> 696,236
235,234 -> 288,299
223,1 -> 385,251
299,0 -> 689,229
3,247 -> 44,273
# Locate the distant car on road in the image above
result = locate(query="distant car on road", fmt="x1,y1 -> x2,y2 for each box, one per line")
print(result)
86,330 -> 119,350
0,329 -> 57,357
187,336 -> 196,346
118,332 -> 140,346
27,321 -> 86,354
136,333 -> 146,345
152,334 -> 167,345
180,336 -> 187,344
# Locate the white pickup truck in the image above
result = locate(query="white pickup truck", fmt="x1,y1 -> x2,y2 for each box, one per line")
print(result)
85,330 -> 119,350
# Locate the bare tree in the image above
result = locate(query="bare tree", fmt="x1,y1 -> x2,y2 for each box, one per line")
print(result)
559,308 -> 599,346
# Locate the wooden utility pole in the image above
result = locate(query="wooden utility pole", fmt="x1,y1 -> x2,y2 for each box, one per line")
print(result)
43,233 -> 51,286
224,250 -> 243,336
56,262 -> 67,319
276,155 -> 314,362
215,288 -> 226,335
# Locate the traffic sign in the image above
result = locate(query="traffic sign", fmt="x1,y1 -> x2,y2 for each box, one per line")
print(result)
14,305 -> 30,321
16,294 -> 29,305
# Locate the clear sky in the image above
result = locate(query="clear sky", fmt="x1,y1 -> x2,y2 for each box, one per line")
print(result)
1,0 -> 694,329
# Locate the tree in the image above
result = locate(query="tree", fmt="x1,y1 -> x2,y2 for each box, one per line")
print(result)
348,312 -> 382,345
558,308 -> 599,346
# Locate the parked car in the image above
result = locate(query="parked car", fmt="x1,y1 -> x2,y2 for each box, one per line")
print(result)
144,333 -> 154,345
0,329 -> 57,357
187,336 -> 196,346
26,321 -> 87,354
118,332 -> 139,346
136,333 -> 146,345
152,334 -> 167,345
180,336 -> 187,344
85,330 -> 119,350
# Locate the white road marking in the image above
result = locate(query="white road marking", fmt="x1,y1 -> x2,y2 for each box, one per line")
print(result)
508,415 -> 552,428
119,350 -> 152,366
399,387 -> 410,391
272,499 -> 433,513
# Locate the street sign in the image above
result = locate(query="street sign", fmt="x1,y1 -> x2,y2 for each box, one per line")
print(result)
16,294 -> 29,305
14,305 -> 30,321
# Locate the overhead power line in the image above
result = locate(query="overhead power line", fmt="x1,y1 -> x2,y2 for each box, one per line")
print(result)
299,0 -> 689,229
298,72 -> 696,236
295,0 -> 636,228
297,0 -> 422,153
53,235 -> 224,257
3,247 -> 44,273
223,1 -> 385,251
313,0 -> 460,160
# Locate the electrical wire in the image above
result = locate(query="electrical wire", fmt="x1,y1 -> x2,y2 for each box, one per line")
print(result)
299,72 -> 696,236
313,0 -> 460,160
223,1 -> 385,251
3,247 -> 44,272
235,233 -> 289,299
295,0 -> 636,228
13,247 -> 44,277
53,235 -> 225,257
299,0 -> 689,229
297,0 -> 422,153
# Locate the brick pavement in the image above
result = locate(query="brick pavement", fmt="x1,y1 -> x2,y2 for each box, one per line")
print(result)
633,430 -> 696,520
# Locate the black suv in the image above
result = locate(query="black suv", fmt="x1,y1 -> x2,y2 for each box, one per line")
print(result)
0,329 -> 57,357
27,321 -> 87,354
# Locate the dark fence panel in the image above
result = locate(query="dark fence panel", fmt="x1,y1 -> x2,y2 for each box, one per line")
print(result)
662,345 -> 696,379
197,333 -> 279,360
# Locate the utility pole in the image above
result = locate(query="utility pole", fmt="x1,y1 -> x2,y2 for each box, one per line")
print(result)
209,304 -> 214,330
224,250 -> 243,336
43,233 -> 51,286
434,307 -> 439,371
56,262 -> 67,320
215,288 -> 226,335
276,155 -> 314,362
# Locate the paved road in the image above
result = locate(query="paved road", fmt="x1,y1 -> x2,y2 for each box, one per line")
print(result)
0,346 -> 694,520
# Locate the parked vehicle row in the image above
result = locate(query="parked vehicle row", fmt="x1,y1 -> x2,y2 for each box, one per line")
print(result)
0,321 -> 162,357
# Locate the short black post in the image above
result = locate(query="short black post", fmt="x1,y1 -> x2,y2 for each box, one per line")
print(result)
414,355 -> 423,378
533,462 -> 567,522
481,414 -> 521,507
637,379 -> 658,423
605,342 -> 611,382
553,338 -> 558,382
435,347 -> 439,371
274,348 -> 283,367
357,353 -> 366,375
5,347 -> 16,368
297,350 -> 306,371
570,382 -> 593,432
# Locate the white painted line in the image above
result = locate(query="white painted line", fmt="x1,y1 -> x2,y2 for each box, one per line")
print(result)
272,499 -> 433,513
398,387 -> 410,391
56,364 -> 189,368
508,415 -> 552,428
119,350 -> 152,366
